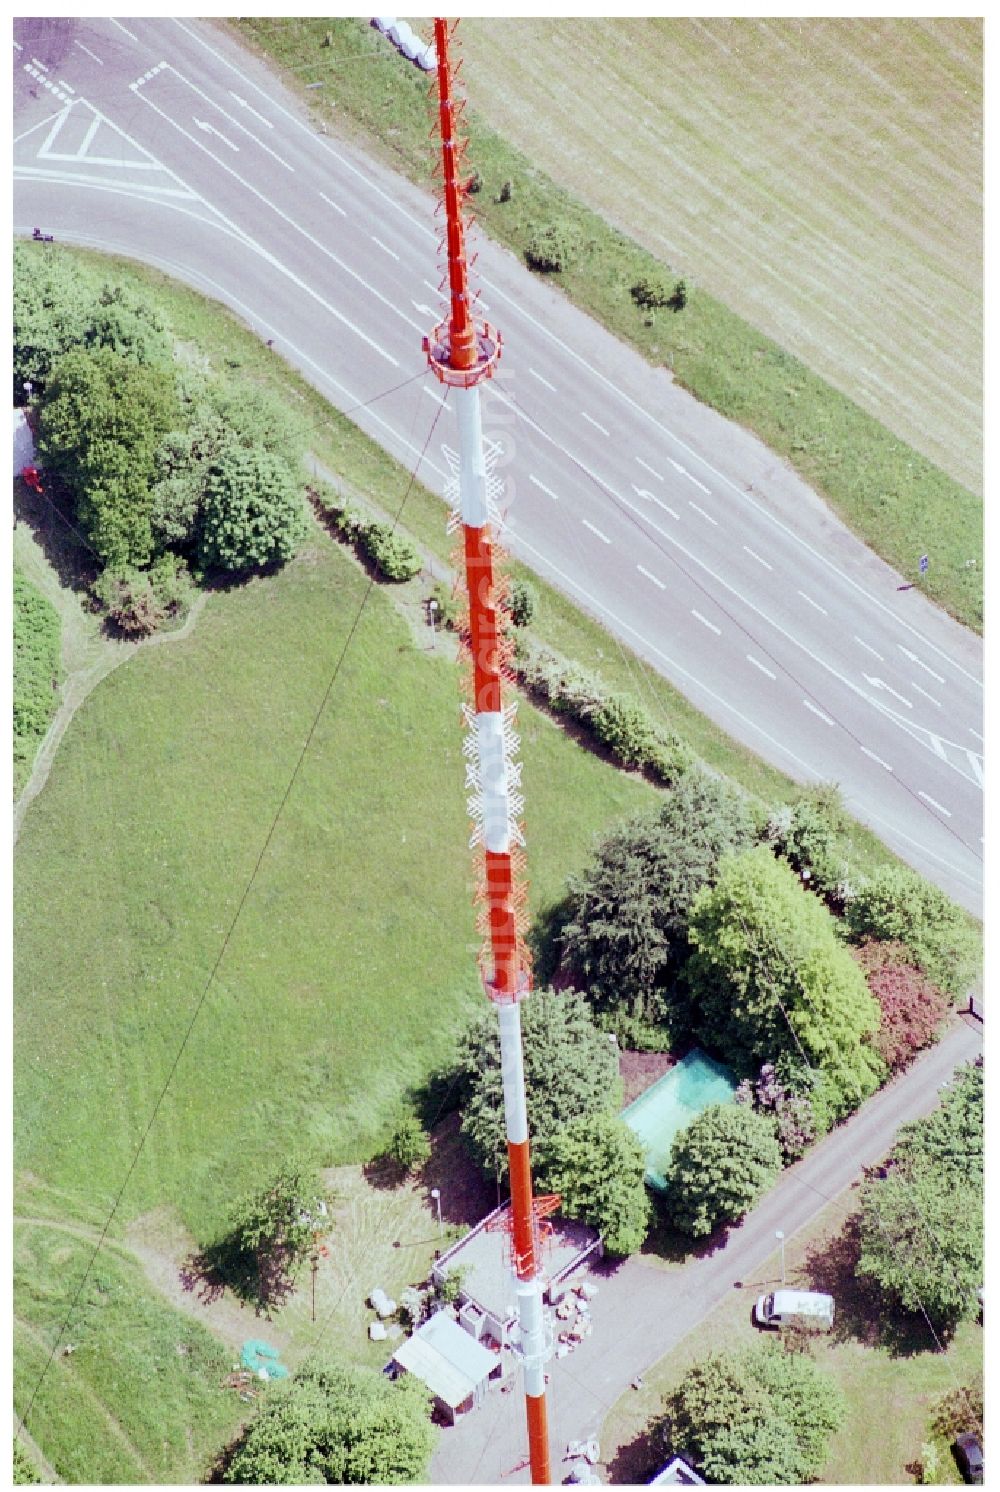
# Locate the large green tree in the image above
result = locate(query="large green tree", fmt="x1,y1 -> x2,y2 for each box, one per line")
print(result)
665,1344 -> 844,1484
560,767 -> 754,1029
535,1112 -> 651,1256
665,1102 -> 782,1237
223,1360 -> 435,1484
220,1164 -> 330,1309
686,847 -> 883,1115
14,242 -> 97,400
454,988 -> 621,1178
196,442 -> 307,573
845,866 -> 979,999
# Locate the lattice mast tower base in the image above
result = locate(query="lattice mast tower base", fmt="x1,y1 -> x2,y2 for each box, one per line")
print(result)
422,16 -> 554,1485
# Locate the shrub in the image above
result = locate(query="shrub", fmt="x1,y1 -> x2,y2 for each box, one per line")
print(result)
665,1103 -> 783,1237
507,576 -> 538,628
385,1114 -> 431,1174
524,224 -> 573,273
427,580 -> 460,630
84,284 -> 173,367
845,866 -> 979,999
536,1113 -> 651,1256
13,571 -> 62,765
360,522 -> 422,581
765,788 -> 847,898
591,694 -> 694,784
14,241 -> 99,400
93,567 -> 166,638
630,276 -> 673,310
852,940 -> 950,1071
13,1441 -> 39,1486
197,444 -> 307,573
735,1061 -> 817,1163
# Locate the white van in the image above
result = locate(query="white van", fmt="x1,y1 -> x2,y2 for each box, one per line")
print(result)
755,1289 -> 835,1332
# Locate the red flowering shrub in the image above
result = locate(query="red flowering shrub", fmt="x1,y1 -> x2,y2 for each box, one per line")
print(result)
853,940 -> 950,1072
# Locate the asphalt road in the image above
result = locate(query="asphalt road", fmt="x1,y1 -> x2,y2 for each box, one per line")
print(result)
13,18 -> 984,914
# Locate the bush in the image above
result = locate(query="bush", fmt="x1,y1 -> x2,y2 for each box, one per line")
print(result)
13,571 -> 62,765
630,276 -> 673,310
385,1114 -> 431,1174
765,788 -> 848,898
845,866 -> 979,999
84,284 -> 173,367
665,1103 -> 783,1237
427,580 -> 460,630
14,242 -> 99,400
852,940 -> 950,1072
360,522 -> 422,581
524,224 -> 574,273
591,695 -> 694,784
735,1061 -> 817,1163
93,567 -> 166,638
507,576 -> 538,628
197,444 -> 307,573
536,1112 -> 651,1256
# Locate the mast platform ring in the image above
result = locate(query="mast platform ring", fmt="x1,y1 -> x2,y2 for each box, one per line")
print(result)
423,320 -> 502,387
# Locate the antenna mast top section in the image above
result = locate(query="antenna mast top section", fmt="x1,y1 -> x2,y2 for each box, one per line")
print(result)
423,18 -> 502,388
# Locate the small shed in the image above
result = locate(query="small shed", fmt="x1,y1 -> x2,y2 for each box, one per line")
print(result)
391,1311 -> 501,1424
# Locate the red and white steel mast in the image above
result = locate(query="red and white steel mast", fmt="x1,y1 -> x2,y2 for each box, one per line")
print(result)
423,17 -> 554,1484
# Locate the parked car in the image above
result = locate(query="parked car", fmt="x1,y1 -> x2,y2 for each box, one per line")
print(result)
953,1433 -> 984,1484
754,1289 -> 835,1332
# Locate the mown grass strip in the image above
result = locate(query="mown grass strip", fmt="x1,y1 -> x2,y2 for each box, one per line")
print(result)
233,18 -> 982,632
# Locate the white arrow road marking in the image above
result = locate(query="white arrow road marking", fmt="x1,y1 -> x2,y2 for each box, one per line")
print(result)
372,235 -> 399,260
528,474 -> 560,501
689,501 -> 718,526
797,590 -> 828,615
319,190 -> 346,216
230,90 -> 273,127
528,368 -> 557,393
743,545 -> 772,570
803,700 -> 834,725
927,735 -> 947,760
582,518 -> 611,544
74,40 -> 104,64
969,728 -> 983,742
668,457 -> 711,494
967,752 -> 984,786
692,609 -> 721,634
861,746 -> 893,771
918,790 -> 951,817
631,484 -> 678,519
411,300 -> 434,317
864,674 -> 912,708
910,681 -> 941,708
636,456 -> 663,482
581,411 -> 610,437
854,635 -> 884,661
899,645 -> 945,683
637,564 -> 665,590
194,117 -> 238,150
747,655 -> 776,679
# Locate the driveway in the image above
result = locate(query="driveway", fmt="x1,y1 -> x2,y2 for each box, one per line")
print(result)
429,1016 -> 983,1484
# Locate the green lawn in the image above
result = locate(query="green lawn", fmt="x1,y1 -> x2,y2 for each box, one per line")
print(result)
13,566 -> 62,796
601,1194 -> 982,1485
233,18 -> 982,632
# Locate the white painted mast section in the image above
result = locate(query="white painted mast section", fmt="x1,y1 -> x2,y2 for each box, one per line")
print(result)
455,385 -> 490,528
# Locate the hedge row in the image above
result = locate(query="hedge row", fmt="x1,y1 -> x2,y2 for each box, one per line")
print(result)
310,488 -> 422,582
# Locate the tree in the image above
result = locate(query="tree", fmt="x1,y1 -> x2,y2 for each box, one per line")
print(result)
764,784 -> 850,899
686,848 -> 883,1116
665,1103 -> 782,1237
83,284 -> 173,367
845,866 -> 979,999
858,1063 -> 983,1330
223,1165 -> 330,1309
535,1112 -> 651,1256
223,1360 -> 435,1484
14,241 -> 97,399
37,345 -> 179,567
196,442 -> 307,573
453,988 -> 621,1179
385,1114 -> 431,1174
560,768 -> 754,1030
852,940 -> 950,1072
735,1061 -> 817,1163
664,1343 -> 844,1484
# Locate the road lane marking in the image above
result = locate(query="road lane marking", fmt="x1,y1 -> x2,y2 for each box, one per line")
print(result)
854,635 -> 884,661
528,368 -> 557,393
528,474 -> 559,501
747,655 -> 776,679
668,457 -> 711,494
194,117 -> 238,151
636,456 -> 663,482
229,90 -> 273,127
899,645 -> 946,684
411,299 -> 434,317
689,501 -> 717,525
31,56 -> 49,71
797,590 -> 828,615
967,752 -> 984,786
637,565 -> 665,590
109,19 -> 139,41
969,728 -> 983,742
861,747 -> 893,771
910,681 -> 941,708
633,484 -> 678,519
803,700 -> 834,725
73,40 -> 104,64
319,190 -> 346,216
743,545 -> 772,570
76,114 -> 101,157
581,411 -> 610,437
57,80 -> 76,93
863,674 -> 912,708
422,386 -> 450,411
918,790 -> 951,817
372,235 -> 400,261
692,609 -> 720,634
13,39 -> 23,51
582,519 -> 611,544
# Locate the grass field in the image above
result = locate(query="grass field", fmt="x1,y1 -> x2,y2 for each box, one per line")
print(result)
233,19 -> 982,631
600,1193 -> 982,1485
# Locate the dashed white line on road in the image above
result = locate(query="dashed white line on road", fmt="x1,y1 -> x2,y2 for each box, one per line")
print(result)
689,501 -> 718,526
967,752 -> 984,787
109,18 -> 139,40
423,279 -> 442,298
969,728 -> 983,742
422,386 -> 451,412
803,699 -> 834,725
743,545 -> 772,570
747,655 -> 776,679
371,235 -> 399,260
692,609 -> 721,634
529,474 -> 560,501
636,456 -> 663,482
797,590 -> 828,614
637,565 -> 665,590
31,55 -> 49,70
411,299 -> 434,317
319,190 -> 347,216
668,457 -> 711,494
861,746 -> 893,771
899,645 -> 945,684
74,39 -> 104,63
582,519 -> 611,544
529,368 -> 557,393
581,411 -> 610,437
910,681 -> 941,708
57,79 -> 75,92
918,790 -> 952,817
854,635 -> 884,662
13,39 -> 23,51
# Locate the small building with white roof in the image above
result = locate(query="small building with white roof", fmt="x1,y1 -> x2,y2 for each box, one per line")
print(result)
390,1310 -> 502,1424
